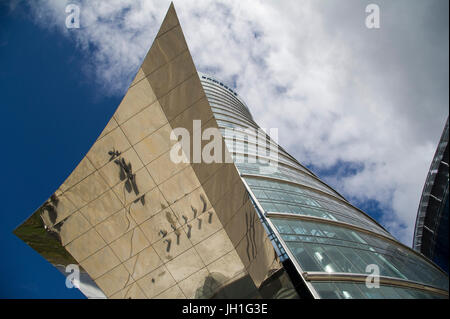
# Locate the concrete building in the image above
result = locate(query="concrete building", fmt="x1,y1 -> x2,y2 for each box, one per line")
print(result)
413,117 -> 449,274
15,4 -> 449,299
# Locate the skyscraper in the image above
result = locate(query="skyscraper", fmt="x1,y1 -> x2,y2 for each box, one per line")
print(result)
15,4 -> 448,299
413,117 -> 449,274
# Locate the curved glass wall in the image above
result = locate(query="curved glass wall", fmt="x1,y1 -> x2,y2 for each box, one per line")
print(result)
271,217 -> 448,291
199,73 -> 449,298
413,117 -> 449,274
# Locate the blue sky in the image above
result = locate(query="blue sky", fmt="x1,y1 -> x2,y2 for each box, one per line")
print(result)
0,0 -> 448,298
0,3 -> 118,298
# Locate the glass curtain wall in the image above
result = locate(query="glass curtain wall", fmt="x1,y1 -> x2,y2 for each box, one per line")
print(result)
199,73 -> 449,299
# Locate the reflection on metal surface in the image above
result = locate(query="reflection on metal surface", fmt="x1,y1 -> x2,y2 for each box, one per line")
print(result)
55,265 -> 106,299
14,207 -> 75,266
14,209 -> 106,299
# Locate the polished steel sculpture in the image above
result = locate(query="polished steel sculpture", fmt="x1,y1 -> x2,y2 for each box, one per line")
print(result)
14,4 -> 287,299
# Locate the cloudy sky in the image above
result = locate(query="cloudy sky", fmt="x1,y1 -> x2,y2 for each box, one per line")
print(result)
22,0 -> 449,245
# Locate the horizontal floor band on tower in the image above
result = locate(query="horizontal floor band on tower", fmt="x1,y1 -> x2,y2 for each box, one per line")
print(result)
265,211 -> 447,275
303,271 -> 449,297
266,212 -> 397,244
241,173 -> 373,220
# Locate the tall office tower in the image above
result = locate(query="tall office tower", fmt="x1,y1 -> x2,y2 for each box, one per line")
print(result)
413,117 -> 449,274
15,4 -> 448,299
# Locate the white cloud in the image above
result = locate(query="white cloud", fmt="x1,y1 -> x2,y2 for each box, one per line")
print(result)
24,0 -> 449,245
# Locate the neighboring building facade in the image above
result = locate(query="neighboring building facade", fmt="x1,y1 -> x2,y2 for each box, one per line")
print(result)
413,117 -> 449,274
15,4 -> 448,299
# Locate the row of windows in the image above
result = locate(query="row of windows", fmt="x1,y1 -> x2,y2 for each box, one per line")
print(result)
211,103 -> 251,121
225,137 -> 295,164
233,148 -> 307,173
222,136 -> 312,177
214,114 -> 259,131
245,177 -> 390,236
219,128 -> 302,173
204,86 -> 250,111
233,152 -> 313,179
312,281 -> 446,299
203,81 -> 251,113
262,201 -> 385,236
221,129 -> 302,164
204,88 -> 249,114
208,92 -> 250,112
205,90 -> 250,117
225,142 -> 312,177
203,75 -> 308,172
212,109 -> 259,129
206,82 -> 308,172
215,119 -> 254,131
202,85 -> 251,117
220,126 -> 323,181
202,90 -> 254,127
271,218 -> 448,291
225,142 -> 280,159
211,106 -> 255,127
209,100 -> 252,123
237,162 -> 340,198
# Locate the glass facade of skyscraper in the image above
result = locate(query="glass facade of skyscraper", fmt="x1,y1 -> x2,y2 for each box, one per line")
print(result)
200,74 -> 449,299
